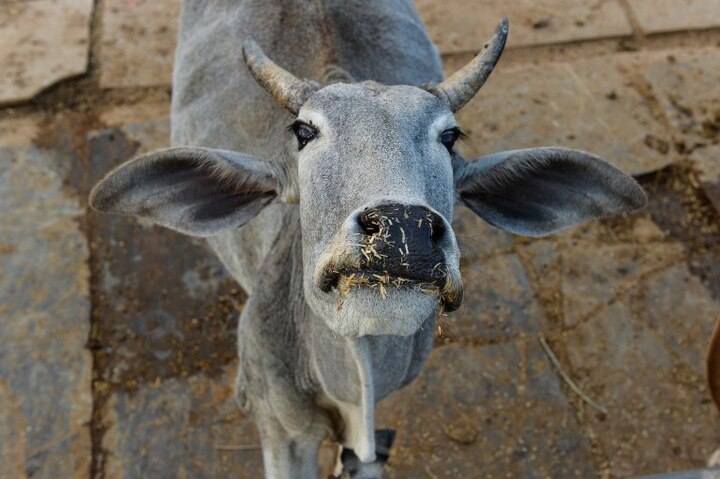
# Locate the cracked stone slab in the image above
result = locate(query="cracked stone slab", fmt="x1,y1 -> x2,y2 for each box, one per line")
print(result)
561,241 -> 685,328
627,0 -> 720,34
455,54 -> 673,176
87,120 -> 246,390
639,48 -> 720,210
0,115 -> 40,147
515,214 -> 676,328
640,49 -> 720,144
99,0 -> 180,88
515,239 -> 564,324
452,206 -> 515,261
0,0 -> 93,104
447,252 -> 549,342
99,99 -> 172,127
86,120 -> 294,476
100,364 -> 265,479
416,0 -> 632,54
564,262 -> 720,477
691,144 -> 720,214
377,342 -> 597,478
0,146 -> 92,478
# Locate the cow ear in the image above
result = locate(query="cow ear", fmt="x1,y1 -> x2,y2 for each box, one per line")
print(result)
90,147 -> 288,237
455,147 -> 647,237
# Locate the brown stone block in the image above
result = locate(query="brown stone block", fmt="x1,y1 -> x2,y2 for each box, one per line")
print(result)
561,241 -> 685,327
416,0 -> 632,54
640,49 -> 720,148
99,0 -> 180,88
454,55 -> 673,176
452,206 -> 515,261
447,253 -> 548,343
0,115 -> 40,147
0,145 -> 92,478
377,342 -> 597,478
691,144 -> 720,214
99,100 -> 172,127
627,0 -> 720,34
565,263 -> 720,477
0,0 -> 93,104
101,365 -> 264,479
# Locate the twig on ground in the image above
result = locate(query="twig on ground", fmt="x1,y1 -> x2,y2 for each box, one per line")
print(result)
538,335 -> 609,415
214,444 -> 262,451
425,465 -> 439,479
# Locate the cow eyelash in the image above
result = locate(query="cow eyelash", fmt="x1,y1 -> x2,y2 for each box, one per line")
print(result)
288,120 -> 318,150
440,127 -> 468,153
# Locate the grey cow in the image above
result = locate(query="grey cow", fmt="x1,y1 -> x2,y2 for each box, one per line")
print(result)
89,1 -> 647,477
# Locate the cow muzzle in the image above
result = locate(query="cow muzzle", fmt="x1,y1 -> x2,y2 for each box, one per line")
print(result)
315,203 -> 463,312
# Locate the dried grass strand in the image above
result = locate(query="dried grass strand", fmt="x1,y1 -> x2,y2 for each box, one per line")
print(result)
214,444 -> 262,451
538,335 -> 608,415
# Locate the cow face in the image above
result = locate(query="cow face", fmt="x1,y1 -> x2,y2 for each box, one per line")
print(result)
294,82 -> 464,336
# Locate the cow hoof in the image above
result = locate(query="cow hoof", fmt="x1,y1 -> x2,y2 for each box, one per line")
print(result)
330,429 -> 397,479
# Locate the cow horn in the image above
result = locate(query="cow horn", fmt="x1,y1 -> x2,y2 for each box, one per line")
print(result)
431,18 -> 509,112
242,36 -> 318,115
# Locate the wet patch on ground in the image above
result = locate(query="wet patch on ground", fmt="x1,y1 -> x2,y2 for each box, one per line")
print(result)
636,163 -> 720,300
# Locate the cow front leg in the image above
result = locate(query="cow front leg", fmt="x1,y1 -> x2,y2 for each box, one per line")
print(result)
332,429 -> 396,479
255,413 -> 323,479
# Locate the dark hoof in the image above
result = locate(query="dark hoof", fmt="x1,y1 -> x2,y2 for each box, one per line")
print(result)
330,429 -> 397,479
373,429 -> 396,464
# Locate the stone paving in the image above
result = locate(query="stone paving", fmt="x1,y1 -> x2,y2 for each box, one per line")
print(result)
98,0 -> 180,89
0,144 -> 92,479
1,1 -> 720,478
418,0 -> 633,52
627,0 -> 720,34
0,0 -> 93,105
454,53 -> 673,176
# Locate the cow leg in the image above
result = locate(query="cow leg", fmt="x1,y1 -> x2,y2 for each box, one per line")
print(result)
236,356 -> 328,479
255,413 -> 322,479
332,429 -> 396,479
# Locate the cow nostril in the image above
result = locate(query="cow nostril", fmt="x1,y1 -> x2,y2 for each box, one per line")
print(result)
430,215 -> 445,244
358,209 -> 381,235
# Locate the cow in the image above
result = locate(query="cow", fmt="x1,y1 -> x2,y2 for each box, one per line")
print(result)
89,1 -> 647,477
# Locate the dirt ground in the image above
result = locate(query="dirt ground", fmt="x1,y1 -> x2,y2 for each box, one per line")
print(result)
1,1 -> 720,478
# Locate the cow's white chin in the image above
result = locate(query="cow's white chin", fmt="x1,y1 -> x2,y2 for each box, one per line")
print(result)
326,287 -> 440,337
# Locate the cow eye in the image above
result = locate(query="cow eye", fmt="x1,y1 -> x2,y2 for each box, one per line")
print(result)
440,127 -> 461,153
289,121 -> 317,150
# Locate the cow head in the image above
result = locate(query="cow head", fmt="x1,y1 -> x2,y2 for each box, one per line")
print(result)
90,19 -> 646,337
